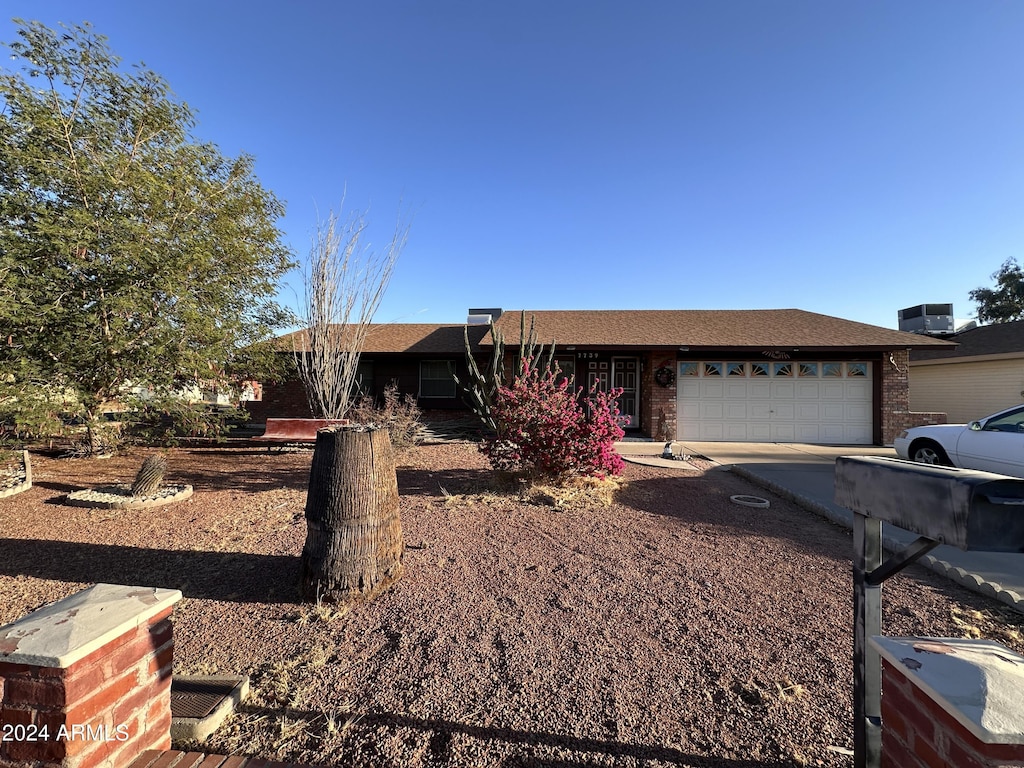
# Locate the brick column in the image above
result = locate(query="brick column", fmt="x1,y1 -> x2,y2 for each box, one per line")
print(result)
879,349 -> 911,446
0,584 -> 181,768
871,636 -> 1024,767
642,353 -> 677,441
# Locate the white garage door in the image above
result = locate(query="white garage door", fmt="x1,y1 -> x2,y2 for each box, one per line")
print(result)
677,360 -> 873,444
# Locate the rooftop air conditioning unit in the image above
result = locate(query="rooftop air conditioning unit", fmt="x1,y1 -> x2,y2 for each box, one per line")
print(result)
898,304 -> 955,336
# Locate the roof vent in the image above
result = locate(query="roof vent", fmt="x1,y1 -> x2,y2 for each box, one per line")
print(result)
898,304 -> 955,336
467,307 -> 502,325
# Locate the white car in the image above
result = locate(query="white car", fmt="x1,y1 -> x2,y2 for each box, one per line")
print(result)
894,404 -> 1024,478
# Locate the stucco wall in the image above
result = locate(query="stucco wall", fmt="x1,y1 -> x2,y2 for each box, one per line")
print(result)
910,357 -> 1024,423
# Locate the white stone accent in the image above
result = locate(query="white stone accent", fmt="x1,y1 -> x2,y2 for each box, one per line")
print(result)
0,583 -> 182,668
871,636 -> 1024,744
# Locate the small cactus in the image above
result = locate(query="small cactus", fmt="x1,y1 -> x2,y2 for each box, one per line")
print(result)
131,454 -> 167,497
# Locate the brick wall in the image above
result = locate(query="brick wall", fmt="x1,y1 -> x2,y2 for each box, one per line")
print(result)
245,377 -> 313,424
0,584 -> 181,768
873,636 -> 1024,768
879,350 -> 947,444
642,353 -> 677,441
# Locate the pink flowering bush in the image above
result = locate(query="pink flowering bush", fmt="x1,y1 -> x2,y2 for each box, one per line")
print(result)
482,357 -> 625,480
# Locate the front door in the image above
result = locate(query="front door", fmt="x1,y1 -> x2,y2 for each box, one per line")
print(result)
612,357 -> 639,429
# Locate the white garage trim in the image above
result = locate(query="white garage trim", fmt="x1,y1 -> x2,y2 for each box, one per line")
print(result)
676,360 -> 873,444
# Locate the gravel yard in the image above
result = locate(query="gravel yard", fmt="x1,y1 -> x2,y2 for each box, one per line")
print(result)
1,443 -> 1021,767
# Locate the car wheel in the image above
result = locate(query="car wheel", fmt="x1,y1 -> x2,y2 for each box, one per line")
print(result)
911,440 -> 951,466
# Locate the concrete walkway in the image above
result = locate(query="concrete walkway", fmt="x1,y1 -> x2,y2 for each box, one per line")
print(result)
616,440 -> 1024,613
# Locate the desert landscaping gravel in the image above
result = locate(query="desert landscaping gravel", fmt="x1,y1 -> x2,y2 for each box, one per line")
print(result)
1,442 -> 1022,767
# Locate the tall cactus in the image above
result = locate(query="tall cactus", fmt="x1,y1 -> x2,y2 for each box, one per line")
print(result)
131,454 -> 167,497
455,311 -> 557,432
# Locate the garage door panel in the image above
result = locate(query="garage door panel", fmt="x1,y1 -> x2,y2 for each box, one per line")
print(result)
678,359 -> 873,444
680,381 -> 700,398
822,382 -> 845,399
725,402 -> 748,419
846,402 -> 870,420
772,424 -> 796,441
845,425 -> 871,443
701,423 -> 724,440
703,381 -> 724,398
796,382 -> 820,398
772,381 -> 795,398
823,403 -> 845,420
773,403 -> 796,420
701,402 -> 724,419
679,421 -> 701,439
749,381 -> 770,398
749,423 -> 771,440
796,424 -> 820,442
724,423 -> 749,440
796,402 -> 820,420
725,381 -> 749,398
846,381 -> 870,399
821,424 -> 846,442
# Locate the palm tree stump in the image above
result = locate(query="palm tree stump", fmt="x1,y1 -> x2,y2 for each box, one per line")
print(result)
300,425 -> 403,603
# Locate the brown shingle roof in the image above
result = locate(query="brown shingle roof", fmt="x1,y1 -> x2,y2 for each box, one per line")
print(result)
911,320 -> 1024,361
281,324 -> 489,354
486,309 -> 955,350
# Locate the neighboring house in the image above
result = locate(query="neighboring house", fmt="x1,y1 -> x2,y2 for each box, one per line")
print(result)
253,308 -> 952,446
909,320 -> 1024,423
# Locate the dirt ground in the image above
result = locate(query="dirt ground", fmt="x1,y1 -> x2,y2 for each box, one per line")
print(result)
1,443 -> 1022,767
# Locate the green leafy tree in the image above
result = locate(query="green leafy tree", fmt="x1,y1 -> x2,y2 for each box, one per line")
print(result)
0,20 -> 295,451
970,259 -> 1024,324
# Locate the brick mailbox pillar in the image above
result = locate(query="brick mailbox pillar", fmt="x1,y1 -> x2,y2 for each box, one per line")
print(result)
871,636 -> 1024,768
0,583 -> 182,768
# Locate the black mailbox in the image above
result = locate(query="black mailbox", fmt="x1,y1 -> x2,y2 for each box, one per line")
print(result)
835,456 -> 1024,552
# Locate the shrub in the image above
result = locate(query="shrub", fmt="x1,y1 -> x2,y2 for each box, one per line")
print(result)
347,382 -> 425,450
482,357 -> 625,481
124,398 -> 248,446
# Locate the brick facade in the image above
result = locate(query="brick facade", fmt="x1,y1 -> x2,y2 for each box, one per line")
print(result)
251,345 -> 925,445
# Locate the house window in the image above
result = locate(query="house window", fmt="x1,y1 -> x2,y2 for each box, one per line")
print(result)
679,363 -> 698,376
798,362 -> 819,377
704,362 -> 722,377
727,363 -> 746,377
822,363 -> 842,377
554,356 -> 576,386
773,362 -> 792,377
420,360 -> 456,398
750,362 -> 769,377
847,363 -> 867,377
355,360 -> 374,397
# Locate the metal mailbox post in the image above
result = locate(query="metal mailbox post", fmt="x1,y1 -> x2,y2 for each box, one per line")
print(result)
834,456 -> 1024,768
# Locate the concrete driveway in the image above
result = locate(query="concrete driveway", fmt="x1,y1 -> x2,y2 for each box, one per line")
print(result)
618,440 -> 1024,613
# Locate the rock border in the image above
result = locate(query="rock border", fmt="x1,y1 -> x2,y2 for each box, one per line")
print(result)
64,483 -> 193,509
0,450 -> 32,499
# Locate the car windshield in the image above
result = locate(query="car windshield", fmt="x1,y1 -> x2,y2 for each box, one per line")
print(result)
982,408 -> 1024,433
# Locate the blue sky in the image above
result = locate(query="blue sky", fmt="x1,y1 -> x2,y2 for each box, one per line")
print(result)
4,2 -> 1024,330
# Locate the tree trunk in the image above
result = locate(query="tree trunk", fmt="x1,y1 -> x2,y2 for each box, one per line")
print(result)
299,425 -> 403,603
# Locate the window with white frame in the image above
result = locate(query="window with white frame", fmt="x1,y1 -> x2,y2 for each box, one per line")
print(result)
420,360 -> 456,398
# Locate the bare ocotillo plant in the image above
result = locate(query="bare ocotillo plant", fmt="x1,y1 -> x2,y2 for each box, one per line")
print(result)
294,205 -> 408,420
